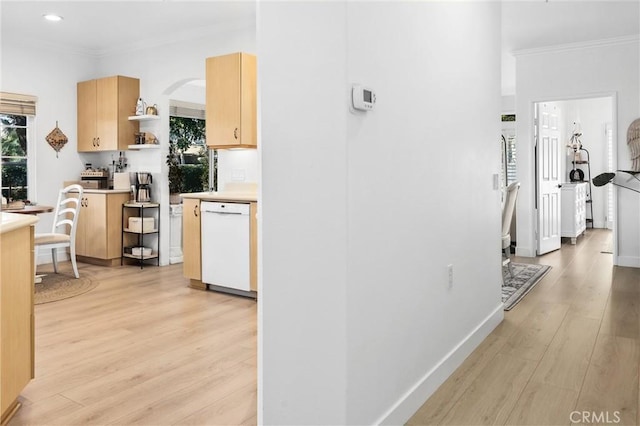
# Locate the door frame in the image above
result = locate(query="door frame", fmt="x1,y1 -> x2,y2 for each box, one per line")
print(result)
530,92 -> 618,260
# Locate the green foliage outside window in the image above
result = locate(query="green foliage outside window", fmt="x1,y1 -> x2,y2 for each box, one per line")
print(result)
1,114 -> 29,201
167,116 -> 210,195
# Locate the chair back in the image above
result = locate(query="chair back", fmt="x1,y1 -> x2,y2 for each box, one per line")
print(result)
502,182 -> 520,237
51,184 -> 83,239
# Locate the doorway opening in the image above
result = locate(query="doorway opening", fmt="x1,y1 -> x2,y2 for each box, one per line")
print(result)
533,95 -> 616,256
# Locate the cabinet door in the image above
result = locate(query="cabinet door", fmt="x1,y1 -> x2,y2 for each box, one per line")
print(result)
106,193 -> 129,258
206,53 -> 242,148
95,76 -> 119,151
183,198 -> 201,280
240,53 -> 257,148
77,80 -> 97,152
115,76 -> 140,150
82,193 -> 108,258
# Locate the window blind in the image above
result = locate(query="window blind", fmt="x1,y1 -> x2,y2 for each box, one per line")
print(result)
169,100 -> 205,120
0,92 -> 37,116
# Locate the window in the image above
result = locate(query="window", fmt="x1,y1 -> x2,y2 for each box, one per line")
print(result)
168,101 -> 212,194
1,113 -> 31,201
501,115 -> 517,200
0,92 -> 36,202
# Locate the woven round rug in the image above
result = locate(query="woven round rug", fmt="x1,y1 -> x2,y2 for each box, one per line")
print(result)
34,272 -> 98,305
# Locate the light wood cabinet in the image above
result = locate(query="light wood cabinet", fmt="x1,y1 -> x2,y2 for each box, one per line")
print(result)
1,219 -> 35,424
183,198 -> 202,283
76,192 -> 130,264
206,53 -> 257,149
77,76 -> 140,152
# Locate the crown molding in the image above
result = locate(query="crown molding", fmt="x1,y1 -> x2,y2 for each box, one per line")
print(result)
97,17 -> 255,58
513,34 -> 640,57
4,17 -> 255,59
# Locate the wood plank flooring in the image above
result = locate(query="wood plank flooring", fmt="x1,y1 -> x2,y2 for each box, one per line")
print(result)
9,263 -> 256,426
409,229 -> 640,426
8,229 -> 639,425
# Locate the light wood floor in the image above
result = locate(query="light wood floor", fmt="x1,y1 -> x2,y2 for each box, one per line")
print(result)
9,262 -> 257,426
409,228 -> 640,426
9,229 -> 639,426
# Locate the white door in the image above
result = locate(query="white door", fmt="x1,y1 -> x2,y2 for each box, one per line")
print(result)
537,102 -> 562,254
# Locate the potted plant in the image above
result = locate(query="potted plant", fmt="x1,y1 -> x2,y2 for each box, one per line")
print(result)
167,141 -> 183,204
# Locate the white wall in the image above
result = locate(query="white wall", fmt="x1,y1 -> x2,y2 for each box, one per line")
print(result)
558,97 -> 613,228
515,38 -> 639,263
259,2 -> 349,424
259,2 -> 503,424
0,39 -> 97,263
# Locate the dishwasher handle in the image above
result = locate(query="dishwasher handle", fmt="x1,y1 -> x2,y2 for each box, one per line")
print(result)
205,210 -> 244,216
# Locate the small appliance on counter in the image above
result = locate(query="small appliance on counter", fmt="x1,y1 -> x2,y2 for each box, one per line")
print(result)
80,168 -> 109,189
135,172 -> 153,202
113,172 -> 131,190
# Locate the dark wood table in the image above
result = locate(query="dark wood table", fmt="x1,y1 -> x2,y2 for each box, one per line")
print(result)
2,205 -> 54,215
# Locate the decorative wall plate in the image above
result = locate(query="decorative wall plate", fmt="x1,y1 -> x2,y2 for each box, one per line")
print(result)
46,121 -> 68,158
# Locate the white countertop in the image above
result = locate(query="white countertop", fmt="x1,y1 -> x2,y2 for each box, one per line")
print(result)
0,212 -> 38,234
180,191 -> 257,202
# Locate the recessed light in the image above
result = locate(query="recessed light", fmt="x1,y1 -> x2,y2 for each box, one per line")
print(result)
43,14 -> 63,22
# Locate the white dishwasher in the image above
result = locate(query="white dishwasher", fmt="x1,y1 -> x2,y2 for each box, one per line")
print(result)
201,201 -> 250,292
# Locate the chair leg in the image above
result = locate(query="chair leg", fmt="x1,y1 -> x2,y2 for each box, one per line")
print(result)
70,245 -> 79,279
34,245 -> 38,276
52,249 -> 58,274
505,247 -> 514,277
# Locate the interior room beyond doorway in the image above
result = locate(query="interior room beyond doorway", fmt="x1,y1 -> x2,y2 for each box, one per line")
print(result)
534,95 -> 615,256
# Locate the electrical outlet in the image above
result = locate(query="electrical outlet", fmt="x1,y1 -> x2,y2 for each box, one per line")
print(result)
447,264 -> 454,287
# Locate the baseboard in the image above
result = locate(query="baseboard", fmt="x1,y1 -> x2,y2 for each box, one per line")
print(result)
36,251 -> 69,266
377,303 -> 504,425
615,256 -> 640,268
515,246 -> 536,257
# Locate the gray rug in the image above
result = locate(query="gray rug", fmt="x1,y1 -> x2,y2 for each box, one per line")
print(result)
502,263 -> 551,311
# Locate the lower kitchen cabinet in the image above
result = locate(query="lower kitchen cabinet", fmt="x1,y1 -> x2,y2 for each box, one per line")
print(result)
76,192 -> 130,265
182,198 -> 202,286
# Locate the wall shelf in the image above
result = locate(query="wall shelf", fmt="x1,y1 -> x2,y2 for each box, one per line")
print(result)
128,114 -> 160,121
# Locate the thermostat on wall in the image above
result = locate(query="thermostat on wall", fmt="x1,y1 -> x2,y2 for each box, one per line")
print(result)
352,84 -> 376,111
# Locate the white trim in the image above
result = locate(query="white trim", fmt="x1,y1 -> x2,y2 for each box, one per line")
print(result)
513,35 -> 640,57
376,303 -> 504,426
615,256 -> 640,268
6,18 -> 255,58
516,246 -> 536,257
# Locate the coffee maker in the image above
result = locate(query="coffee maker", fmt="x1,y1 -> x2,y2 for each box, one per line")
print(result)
135,172 -> 153,202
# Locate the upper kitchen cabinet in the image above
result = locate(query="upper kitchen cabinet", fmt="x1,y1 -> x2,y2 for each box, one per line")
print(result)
206,53 -> 257,149
77,76 -> 140,152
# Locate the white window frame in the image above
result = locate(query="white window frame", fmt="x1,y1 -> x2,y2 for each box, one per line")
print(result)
1,114 -> 36,201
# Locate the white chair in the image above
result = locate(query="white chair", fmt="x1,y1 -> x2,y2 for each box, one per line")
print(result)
502,182 -> 520,278
35,184 -> 83,278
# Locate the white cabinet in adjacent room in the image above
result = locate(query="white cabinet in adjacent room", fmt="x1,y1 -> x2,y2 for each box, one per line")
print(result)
561,182 -> 587,244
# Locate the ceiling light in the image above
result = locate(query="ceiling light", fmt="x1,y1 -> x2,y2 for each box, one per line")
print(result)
43,14 -> 63,22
